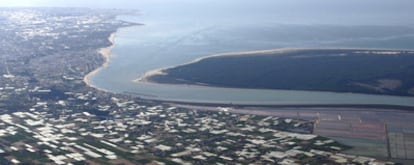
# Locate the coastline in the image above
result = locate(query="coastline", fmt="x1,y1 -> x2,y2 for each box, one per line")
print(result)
136,47 -> 414,84
135,48 -> 307,83
135,48 -> 414,99
83,32 -> 116,90
86,35 -> 414,107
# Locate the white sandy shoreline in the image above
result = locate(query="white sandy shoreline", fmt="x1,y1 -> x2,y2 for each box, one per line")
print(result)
135,48 -> 307,83
83,32 -> 116,90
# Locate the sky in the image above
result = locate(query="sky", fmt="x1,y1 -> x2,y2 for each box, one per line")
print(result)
0,0 -> 166,8
1,0 -> 413,10
0,0 -> 414,26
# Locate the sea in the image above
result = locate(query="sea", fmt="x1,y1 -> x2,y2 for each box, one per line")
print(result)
89,0 -> 414,106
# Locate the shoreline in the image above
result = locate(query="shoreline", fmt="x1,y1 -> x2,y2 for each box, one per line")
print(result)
83,34 -> 414,107
135,48 -> 311,83
135,48 -> 414,99
83,32 -> 116,91
136,48 -> 308,82
137,47 -> 414,84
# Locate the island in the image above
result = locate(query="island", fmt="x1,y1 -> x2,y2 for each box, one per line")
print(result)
142,48 -> 414,96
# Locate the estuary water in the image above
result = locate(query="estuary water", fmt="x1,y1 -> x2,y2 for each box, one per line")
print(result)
89,1 -> 414,106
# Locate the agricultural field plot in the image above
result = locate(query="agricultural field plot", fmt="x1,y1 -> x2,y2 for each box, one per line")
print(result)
186,106 -> 414,161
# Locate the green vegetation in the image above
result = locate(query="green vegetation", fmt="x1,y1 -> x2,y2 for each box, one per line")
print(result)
148,49 -> 414,96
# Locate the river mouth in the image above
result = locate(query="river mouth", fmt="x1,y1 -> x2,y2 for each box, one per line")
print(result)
88,15 -> 414,107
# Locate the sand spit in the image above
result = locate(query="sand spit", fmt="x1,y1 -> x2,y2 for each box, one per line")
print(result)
135,68 -> 168,83
135,48 -> 337,83
135,48 -> 304,83
136,47 -> 414,84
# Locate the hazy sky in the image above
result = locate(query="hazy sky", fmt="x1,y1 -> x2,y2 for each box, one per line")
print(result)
1,0 -> 413,26
0,0 -> 165,8
1,0 -> 413,9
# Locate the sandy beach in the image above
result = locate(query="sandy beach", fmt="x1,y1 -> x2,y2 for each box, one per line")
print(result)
135,48 -> 305,83
134,67 -> 168,83
135,48 -> 331,83
83,32 -> 116,89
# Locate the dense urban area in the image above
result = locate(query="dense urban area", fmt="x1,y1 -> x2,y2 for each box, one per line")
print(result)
0,8 -> 397,164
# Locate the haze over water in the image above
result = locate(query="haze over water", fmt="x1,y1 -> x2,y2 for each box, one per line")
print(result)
83,0 -> 414,106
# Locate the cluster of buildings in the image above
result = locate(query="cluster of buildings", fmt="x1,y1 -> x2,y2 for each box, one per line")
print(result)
0,92 -> 395,164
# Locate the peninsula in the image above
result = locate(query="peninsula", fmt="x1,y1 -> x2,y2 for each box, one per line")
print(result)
142,48 -> 414,96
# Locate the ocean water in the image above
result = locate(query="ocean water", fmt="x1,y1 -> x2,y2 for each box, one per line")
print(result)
89,1 -> 414,106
